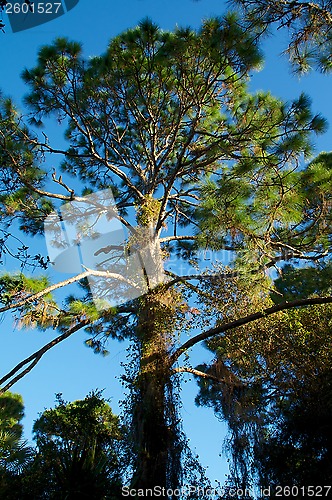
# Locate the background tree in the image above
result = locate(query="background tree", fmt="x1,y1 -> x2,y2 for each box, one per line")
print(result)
194,263 -> 332,495
0,391 -> 124,499
191,152 -> 332,492
0,18 -> 332,494
0,392 -> 32,496
256,367 -> 332,496
29,391 -> 124,499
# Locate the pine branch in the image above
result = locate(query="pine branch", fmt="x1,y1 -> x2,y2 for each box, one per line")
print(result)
0,271 -> 90,314
40,140 -> 146,201
170,295 -> 332,364
164,269 -> 239,288
0,267 -> 146,316
3,144 -> 136,233
0,319 -> 90,393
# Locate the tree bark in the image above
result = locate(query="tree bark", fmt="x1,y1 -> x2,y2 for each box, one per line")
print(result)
130,253 -> 180,493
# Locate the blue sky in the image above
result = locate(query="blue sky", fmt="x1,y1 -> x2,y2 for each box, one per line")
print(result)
1,0 -> 332,488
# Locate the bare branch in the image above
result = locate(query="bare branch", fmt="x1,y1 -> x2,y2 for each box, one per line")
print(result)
159,234 -> 236,252
51,169 -> 75,198
172,366 -> 225,383
163,269 -> 238,289
39,137 -> 146,201
81,266 -> 142,290
160,235 -> 197,243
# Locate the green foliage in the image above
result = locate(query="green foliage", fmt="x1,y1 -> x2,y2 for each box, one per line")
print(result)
34,391 -> 122,446
17,17 -> 265,201
272,262 -> 332,302
0,392 -> 125,499
0,93 -> 52,238
0,392 -> 24,434
256,369 -> 332,493
196,149 -> 331,274
0,273 -> 51,305
67,299 -> 100,322
0,392 -> 32,476
30,391 -> 124,499
0,273 -> 64,330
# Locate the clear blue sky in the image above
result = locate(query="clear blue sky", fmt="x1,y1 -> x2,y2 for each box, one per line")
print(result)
1,0 -> 332,488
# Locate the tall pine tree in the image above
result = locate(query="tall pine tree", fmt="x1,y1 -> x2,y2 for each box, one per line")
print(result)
1,18 -> 331,493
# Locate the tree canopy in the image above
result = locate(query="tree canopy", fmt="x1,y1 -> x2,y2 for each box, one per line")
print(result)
31,391 -> 124,499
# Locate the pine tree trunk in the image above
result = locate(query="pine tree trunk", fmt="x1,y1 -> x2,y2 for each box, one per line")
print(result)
128,215 -> 182,492
132,236 -> 183,489
131,289 -> 178,492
